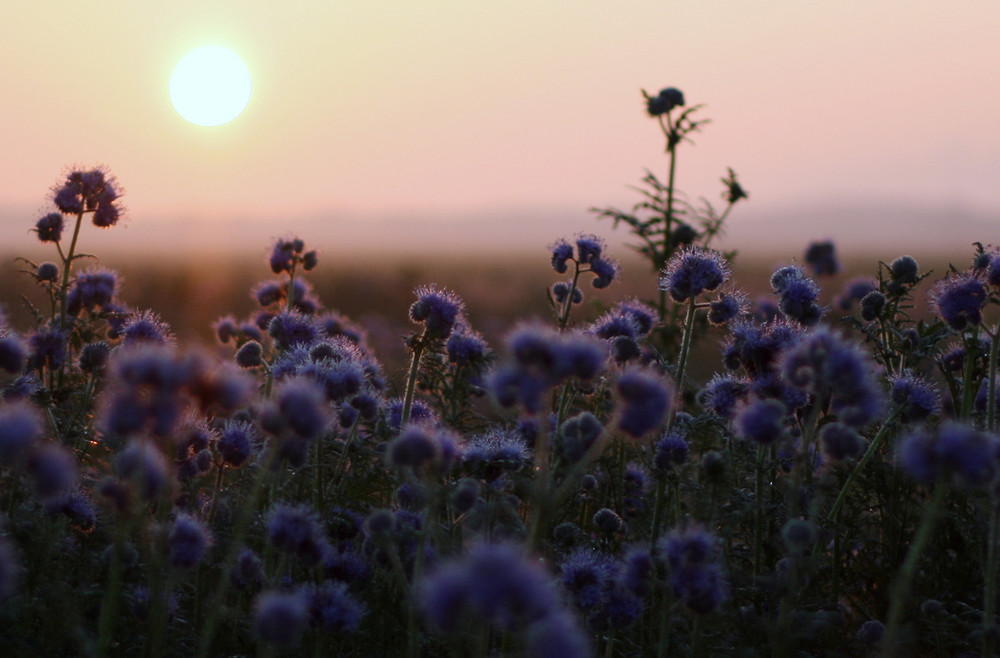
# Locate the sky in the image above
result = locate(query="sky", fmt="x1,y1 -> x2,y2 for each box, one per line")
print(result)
1,1 -> 998,257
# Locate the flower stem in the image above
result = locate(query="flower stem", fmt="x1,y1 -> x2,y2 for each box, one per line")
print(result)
400,332 -> 427,428
883,479 -> 948,657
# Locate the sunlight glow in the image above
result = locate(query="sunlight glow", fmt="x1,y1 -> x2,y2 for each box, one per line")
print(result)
169,46 -> 252,127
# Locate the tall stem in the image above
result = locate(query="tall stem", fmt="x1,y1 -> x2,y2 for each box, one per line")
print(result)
400,332 -> 427,428
883,480 -> 948,657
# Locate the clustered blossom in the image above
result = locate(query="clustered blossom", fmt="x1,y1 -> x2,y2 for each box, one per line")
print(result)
549,234 -> 620,289
51,168 -> 123,227
646,87 -> 685,116
929,274 -> 988,331
659,526 -> 728,614
660,246 -> 730,303
898,423 -> 1000,488
488,324 -> 606,413
804,240 -> 840,276
770,265 -> 822,325
409,285 -> 464,339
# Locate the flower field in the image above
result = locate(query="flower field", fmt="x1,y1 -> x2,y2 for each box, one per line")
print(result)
1,90 -> 999,657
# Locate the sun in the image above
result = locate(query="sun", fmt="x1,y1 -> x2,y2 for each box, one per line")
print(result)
169,46 -> 252,127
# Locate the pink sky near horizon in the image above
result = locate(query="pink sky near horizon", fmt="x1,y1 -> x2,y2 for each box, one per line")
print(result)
1,1 -> 998,256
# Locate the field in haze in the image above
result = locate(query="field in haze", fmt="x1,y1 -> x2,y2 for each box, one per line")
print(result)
1,246 -> 962,383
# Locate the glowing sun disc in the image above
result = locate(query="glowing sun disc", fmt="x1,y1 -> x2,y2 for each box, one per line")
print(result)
170,46 -> 252,127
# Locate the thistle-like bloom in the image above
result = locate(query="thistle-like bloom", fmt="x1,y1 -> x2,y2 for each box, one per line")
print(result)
987,252 -> 1000,288
889,371 -> 941,423
27,442 -> 78,499
446,326 -> 489,364
388,424 -> 441,470
660,246 -> 730,303
409,285 -> 464,339
463,428 -> 531,481
275,376 -> 330,439
35,213 -> 64,242
115,440 -> 169,500
121,310 -> 172,345
52,168 -> 123,227
929,274 -> 988,331
708,291 -> 748,326
835,277 -> 878,312
770,265 -> 822,325
659,526 -> 728,615
560,548 -> 617,610
558,411 -> 604,463
421,542 -> 562,633
303,581 -> 365,632
698,374 -> 749,420
804,240 -> 840,276
897,423 -> 1000,489
267,502 -> 329,566
820,422 -> 865,461
168,513 -> 212,568
654,430 -> 689,472
735,398 -> 788,445
254,589 -> 310,647
646,87 -> 685,116
66,268 -> 119,316
0,401 -> 42,465
615,367 -> 672,439
781,327 -> 884,428
217,419 -> 256,468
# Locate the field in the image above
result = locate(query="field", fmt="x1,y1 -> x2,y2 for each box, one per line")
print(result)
2,100 -> 999,658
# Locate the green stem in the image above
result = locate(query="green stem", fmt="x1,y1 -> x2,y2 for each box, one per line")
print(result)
57,211 -> 85,331
557,263 -> 584,330
400,332 -> 427,428
827,406 -> 904,523
987,324 -> 998,432
960,332 -> 979,420
883,480 -> 948,657
668,298 -> 698,430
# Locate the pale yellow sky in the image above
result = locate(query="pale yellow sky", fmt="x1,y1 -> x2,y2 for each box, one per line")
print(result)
1,1 -> 998,254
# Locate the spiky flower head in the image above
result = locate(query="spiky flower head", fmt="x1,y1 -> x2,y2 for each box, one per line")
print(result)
409,285 -> 464,339
929,274 -> 988,331
646,87 -> 685,116
661,246 -> 730,303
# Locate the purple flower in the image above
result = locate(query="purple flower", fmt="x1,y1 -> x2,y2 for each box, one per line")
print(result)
268,311 -> 320,350
66,268 -> 119,316
27,442 -> 78,498
276,376 -> 330,439
593,508 -> 623,534
267,503 -> 329,566
646,87 -> 685,116
79,341 -> 111,373
929,274 -> 988,331
463,428 -> 531,480
898,423 -> 1000,488
409,285 -> 464,339
550,239 -> 574,273
659,526 -> 728,614
708,291 -> 748,325
235,340 -> 263,368
304,581 -> 365,632
0,401 -> 42,465
590,257 -> 620,289
254,589 -> 310,647
446,326 -> 489,364
655,430 -> 689,472
0,334 -> 27,375
781,327 -> 884,428
661,246 -> 730,302
560,548 -> 617,610
820,422 -> 865,461
217,419 -> 255,467
736,398 -> 788,445
558,411 -> 604,463
616,368 -> 671,439
168,513 -> 212,568
835,277 -> 877,312
35,212 -> 64,242
115,440 -> 169,499
698,374 -> 750,420
121,310 -> 172,345
987,252 -> 1000,288
889,372 -> 941,423
27,327 -> 68,371
421,542 -> 560,632
525,610 -> 590,657
575,234 -> 605,264
804,240 -> 840,276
